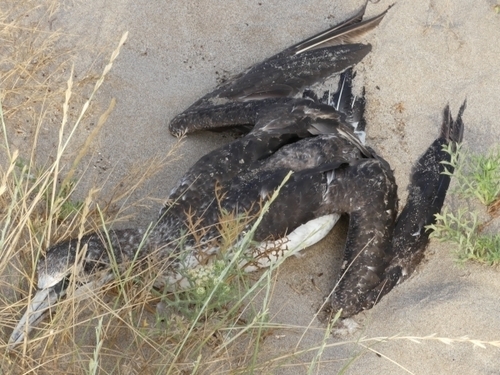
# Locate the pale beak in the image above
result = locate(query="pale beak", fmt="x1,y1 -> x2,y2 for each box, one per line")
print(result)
8,284 -> 63,350
8,271 -> 114,349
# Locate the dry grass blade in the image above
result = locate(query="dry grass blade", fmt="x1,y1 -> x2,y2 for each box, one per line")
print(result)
0,4 -> 173,371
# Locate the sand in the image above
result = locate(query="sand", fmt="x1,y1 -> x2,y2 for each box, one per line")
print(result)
5,0 -> 500,373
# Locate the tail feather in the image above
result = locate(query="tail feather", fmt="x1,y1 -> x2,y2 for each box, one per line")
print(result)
359,101 -> 466,312
391,100 -> 466,260
440,100 -> 466,144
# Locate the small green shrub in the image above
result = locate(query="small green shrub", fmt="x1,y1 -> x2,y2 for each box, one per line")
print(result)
442,143 -> 500,206
429,144 -> 500,264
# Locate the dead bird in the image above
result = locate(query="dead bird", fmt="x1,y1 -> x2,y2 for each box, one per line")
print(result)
8,68 -> 465,348
9,4 -> 464,348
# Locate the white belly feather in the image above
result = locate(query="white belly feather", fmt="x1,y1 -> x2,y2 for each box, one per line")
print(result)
163,214 -> 340,290
240,214 -> 340,272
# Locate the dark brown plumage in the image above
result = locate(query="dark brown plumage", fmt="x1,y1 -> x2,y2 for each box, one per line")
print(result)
169,4 -> 390,136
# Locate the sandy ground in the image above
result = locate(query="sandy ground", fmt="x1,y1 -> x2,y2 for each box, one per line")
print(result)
5,0 -> 500,373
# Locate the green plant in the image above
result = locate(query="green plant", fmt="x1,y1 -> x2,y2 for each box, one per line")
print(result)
429,208 -> 500,264
443,143 -> 500,206
429,143 -> 500,264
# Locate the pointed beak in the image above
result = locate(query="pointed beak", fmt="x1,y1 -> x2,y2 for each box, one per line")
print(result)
8,285 -> 62,350
8,271 -> 114,349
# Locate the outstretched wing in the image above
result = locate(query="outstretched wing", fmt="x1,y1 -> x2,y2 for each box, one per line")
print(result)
169,5 -> 390,136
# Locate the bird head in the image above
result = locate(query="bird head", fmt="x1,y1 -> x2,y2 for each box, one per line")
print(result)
8,234 -> 116,349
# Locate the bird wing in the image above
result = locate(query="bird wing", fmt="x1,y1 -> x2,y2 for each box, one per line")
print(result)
169,5 -> 390,136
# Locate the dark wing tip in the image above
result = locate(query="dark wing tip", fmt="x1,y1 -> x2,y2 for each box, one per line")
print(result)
441,99 -> 466,144
292,4 -> 390,55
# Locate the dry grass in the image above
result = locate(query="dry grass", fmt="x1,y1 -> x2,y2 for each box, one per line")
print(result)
0,7 -> 293,370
